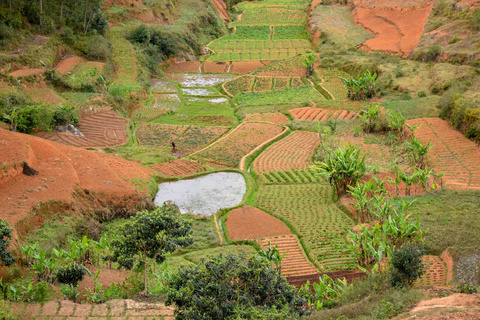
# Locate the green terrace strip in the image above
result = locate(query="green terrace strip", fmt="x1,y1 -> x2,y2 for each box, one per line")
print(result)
234,86 -> 324,106
315,68 -> 350,100
254,175 -> 356,271
223,75 -> 311,96
273,25 -> 309,40
222,26 -> 271,40
231,5 -> 306,26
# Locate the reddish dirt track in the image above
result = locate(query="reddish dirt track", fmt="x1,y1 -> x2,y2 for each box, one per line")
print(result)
260,235 -> 319,277
244,112 -> 290,124
202,61 -> 229,73
354,4 -> 433,56
253,131 -> 320,175
289,107 -> 357,121
165,61 -> 201,73
230,61 -> 269,74
407,118 -> 480,190
36,110 -> 128,148
226,206 -> 291,241
212,0 -> 229,22
9,69 -> 44,77
8,299 -> 175,320
149,159 -> 203,177
55,57 -> 82,74
0,128 -> 152,237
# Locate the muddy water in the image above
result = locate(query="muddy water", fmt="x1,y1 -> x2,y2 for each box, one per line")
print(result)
154,172 -> 246,215
182,88 -> 218,96
165,73 -> 238,87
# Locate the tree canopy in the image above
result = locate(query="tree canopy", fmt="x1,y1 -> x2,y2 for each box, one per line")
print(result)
0,218 -> 15,267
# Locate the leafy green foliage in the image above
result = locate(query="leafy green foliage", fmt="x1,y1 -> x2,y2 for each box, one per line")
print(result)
0,219 -> 15,267
390,244 -> 426,288
105,205 -> 193,293
341,70 -> 377,101
359,103 -> 382,133
258,241 -> 287,273
312,144 -> 369,196
166,254 -> 308,320
55,262 -> 86,286
471,8 -> 480,30
405,136 -> 432,169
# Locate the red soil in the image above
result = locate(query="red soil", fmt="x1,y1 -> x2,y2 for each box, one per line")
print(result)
411,294 -> 480,314
407,117 -> 480,190
253,131 -> 320,175
78,264 -> 130,299
0,128 -> 152,238
55,57 -> 82,74
25,87 -> 65,106
202,61 -> 229,73
354,4 -> 433,57
244,113 -> 290,124
9,69 -> 44,77
289,107 -> 358,121
212,0 -> 229,22
36,110 -> 128,148
103,0 -> 142,8
415,255 -> 447,287
85,61 -> 105,71
260,235 -> 319,277
226,206 -> 291,241
149,159 -> 203,177
165,61 -> 201,73
230,61 -> 269,74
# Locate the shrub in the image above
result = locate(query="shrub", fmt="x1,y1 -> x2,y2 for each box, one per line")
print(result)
56,263 -> 86,286
341,70 -> 377,101
359,103 -> 382,133
131,25 -> 149,44
390,244 -> 426,288
471,8 -> 480,31
52,104 -> 79,126
86,35 -> 111,61
426,45 -> 443,62
166,254 -> 308,320
0,219 -> 15,267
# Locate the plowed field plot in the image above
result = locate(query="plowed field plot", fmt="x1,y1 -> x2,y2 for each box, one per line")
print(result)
289,107 -> 358,121
253,56 -> 306,77
261,235 -> 319,277
201,61 -> 229,73
165,73 -> 238,87
256,183 -> 356,271
165,60 -> 201,72
310,5 -> 371,48
37,111 -> 128,148
131,106 -> 168,121
193,122 -> 284,167
231,4 -> 306,26
244,113 -> 290,124
136,123 -> 187,147
407,118 -> 480,190
414,255 -> 446,287
174,126 -> 229,154
226,205 -> 291,240
149,159 -> 204,177
253,131 -> 319,174
230,61 -> 269,74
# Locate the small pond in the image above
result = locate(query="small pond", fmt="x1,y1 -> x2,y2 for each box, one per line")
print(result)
165,73 -> 238,87
154,172 -> 246,215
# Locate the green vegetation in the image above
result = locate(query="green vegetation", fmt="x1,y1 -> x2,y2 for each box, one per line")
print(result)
235,86 -> 323,106
0,219 -> 15,267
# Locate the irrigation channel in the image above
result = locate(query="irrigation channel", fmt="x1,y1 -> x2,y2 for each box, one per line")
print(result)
154,172 -> 246,215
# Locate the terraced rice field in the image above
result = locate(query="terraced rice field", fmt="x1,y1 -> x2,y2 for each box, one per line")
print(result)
407,118 -> 480,190
193,122 -> 284,167
149,159 -> 204,177
260,235 -> 319,277
289,107 -> 358,121
244,113 -> 290,124
136,124 -> 228,153
255,182 -> 356,271
253,131 -> 319,174
37,111 -> 128,148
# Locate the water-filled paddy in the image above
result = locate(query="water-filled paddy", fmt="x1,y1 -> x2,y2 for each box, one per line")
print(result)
154,172 -> 246,215
165,73 -> 238,87
151,78 -> 178,93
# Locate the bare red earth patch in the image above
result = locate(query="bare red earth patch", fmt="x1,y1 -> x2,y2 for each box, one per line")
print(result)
149,159 -> 203,177
202,61 -> 229,73
244,112 -> 290,124
230,61 -> 268,74
289,107 -> 358,121
55,57 -> 82,74
165,61 -> 201,73
226,206 -> 291,241
9,69 -> 44,77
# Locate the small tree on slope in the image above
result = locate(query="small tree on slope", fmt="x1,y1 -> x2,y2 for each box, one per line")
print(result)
0,219 -> 15,267
106,205 -> 193,294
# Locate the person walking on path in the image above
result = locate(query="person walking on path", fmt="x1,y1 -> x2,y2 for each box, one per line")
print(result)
171,140 -> 176,152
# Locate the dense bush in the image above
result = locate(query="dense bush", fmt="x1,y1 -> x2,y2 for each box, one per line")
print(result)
439,91 -> 480,142
341,70 -> 377,101
85,35 -> 112,61
390,244 -> 426,288
470,8 -> 480,31
0,219 -> 15,267
56,263 -> 86,286
166,254 -> 309,320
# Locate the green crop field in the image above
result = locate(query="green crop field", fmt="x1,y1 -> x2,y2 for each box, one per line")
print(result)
255,182 -> 356,271
222,26 -> 271,40
234,86 -> 324,106
231,5 -> 306,26
273,25 -> 309,40
257,169 -> 326,185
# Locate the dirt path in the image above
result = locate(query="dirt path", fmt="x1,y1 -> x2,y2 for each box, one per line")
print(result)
7,299 -> 174,320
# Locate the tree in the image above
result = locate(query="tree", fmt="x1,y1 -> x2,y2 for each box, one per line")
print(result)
106,205 -> 193,294
390,244 -> 425,288
166,254 -> 308,320
312,144 -> 369,196
0,219 -> 15,267
302,53 -> 316,78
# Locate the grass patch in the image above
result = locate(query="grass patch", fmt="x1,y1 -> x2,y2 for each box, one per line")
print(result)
382,96 -> 440,119
223,26 -> 271,40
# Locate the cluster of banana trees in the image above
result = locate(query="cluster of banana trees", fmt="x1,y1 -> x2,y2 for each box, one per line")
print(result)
341,70 -> 377,101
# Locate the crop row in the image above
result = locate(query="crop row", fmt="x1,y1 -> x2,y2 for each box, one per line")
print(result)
257,169 -> 326,185
253,130 -> 320,174
253,56 -> 306,77
255,183 -> 356,271
210,39 -> 311,50
232,6 -> 305,26
205,50 -> 310,62
131,106 -> 167,121
136,123 -> 187,147
244,112 -> 290,124
234,86 -> 324,106
194,122 -> 284,167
